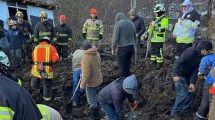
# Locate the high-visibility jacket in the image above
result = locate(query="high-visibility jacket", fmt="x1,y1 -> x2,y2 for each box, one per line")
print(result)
0,75 -> 42,120
31,41 -> 59,79
37,104 -> 63,120
34,21 -> 57,42
55,23 -> 72,45
17,20 -> 34,41
82,18 -> 103,41
148,16 -> 169,43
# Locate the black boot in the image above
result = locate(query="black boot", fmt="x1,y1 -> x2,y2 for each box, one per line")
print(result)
90,107 -> 100,120
156,63 -> 162,70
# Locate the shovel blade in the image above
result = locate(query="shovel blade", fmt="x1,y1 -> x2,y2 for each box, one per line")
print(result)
65,102 -> 73,114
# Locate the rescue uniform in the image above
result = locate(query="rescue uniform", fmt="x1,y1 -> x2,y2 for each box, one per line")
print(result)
17,20 -> 34,62
34,21 -> 57,44
0,74 -> 42,120
148,15 -> 168,66
173,7 -> 200,57
55,23 -> 72,58
82,18 -> 103,46
37,104 -> 63,120
31,41 -> 59,101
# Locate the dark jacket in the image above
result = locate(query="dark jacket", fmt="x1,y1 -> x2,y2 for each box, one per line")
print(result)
98,78 -> 135,120
172,46 -> 202,84
17,20 -> 34,40
182,9 -> 200,22
132,16 -> 145,39
0,74 -> 42,120
112,13 -> 136,50
7,28 -> 25,50
55,23 -> 72,45
0,29 -> 10,49
34,21 -> 56,42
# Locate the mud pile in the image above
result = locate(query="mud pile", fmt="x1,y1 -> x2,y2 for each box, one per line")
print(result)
15,46 -> 203,120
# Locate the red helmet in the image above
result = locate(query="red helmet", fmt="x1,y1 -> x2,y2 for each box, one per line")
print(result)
59,15 -> 66,20
90,8 -> 97,14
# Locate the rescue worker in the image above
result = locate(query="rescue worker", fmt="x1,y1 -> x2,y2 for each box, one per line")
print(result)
37,104 -> 63,120
71,44 -> 85,106
55,15 -> 72,59
0,64 -> 42,120
173,0 -> 200,59
112,12 -> 136,77
98,74 -> 138,120
209,68 -> 215,120
7,19 -> 25,68
194,42 -> 214,120
144,3 -> 169,69
79,41 -> 103,120
129,8 -> 146,61
170,41 -> 212,120
0,20 -> 10,55
82,8 -> 103,46
34,12 -> 57,45
16,11 -> 34,63
31,36 -> 59,101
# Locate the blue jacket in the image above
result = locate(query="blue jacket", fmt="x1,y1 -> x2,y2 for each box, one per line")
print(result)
7,28 -> 25,50
198,54 -> 215,84
0,29 -> 10,49
97,78 -> 135,120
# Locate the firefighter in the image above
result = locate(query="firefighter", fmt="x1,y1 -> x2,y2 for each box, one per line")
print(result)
16,11 -> 34,63
82,8 -> 103,47
55,15 -> 72,59
34,12 -> 57,45
145,3 -> 169,69
31,36 -> 59,101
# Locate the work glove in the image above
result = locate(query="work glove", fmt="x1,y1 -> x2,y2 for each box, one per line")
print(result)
82,33 -> 86,39
198,72 -> 206,80
99,34 -> 103,40
79,88 -> 85,97
129,101 -> 137,112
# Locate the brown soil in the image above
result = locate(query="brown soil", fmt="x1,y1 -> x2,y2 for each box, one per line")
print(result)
15,45 -> 203,120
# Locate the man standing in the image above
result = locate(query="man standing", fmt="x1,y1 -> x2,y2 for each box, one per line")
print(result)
82,8 -> 103,46
194,43 -> 215,120
170,41 -> 212,119
16,11 -> 34,63
55,15 -> 72,59
129,8 -> 145,61
34,12 -> 57,45
31,37 -> 59,101
79,41 -> 103,120
112,12 -> 136,77
0,20 -> 10,55
145,3 -> 169,69
173,0 -> 200,59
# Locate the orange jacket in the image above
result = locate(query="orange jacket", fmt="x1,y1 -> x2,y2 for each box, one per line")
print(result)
209,83 -> 215,94
31,41 -> 59,79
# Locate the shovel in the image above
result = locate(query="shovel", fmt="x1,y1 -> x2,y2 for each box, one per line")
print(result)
65,77 -> 82,114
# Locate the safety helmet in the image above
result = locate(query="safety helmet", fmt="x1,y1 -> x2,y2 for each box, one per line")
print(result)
153,3 -> 165,12
8,19 -> 17,26
15,11 -> 24,18
0,51 -> 10,67
39,12 -> 48,18
59,15 -> 66,20
90,8 -> 97,14
40,36 -> 51,43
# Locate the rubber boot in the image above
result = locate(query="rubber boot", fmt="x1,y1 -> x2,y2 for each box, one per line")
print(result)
90,107 -> 100,120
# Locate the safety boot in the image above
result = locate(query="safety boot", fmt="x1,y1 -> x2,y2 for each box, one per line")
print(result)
90,107 -> 100,120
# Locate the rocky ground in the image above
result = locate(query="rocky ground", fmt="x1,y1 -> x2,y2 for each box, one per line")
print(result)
15,43 -> 204,120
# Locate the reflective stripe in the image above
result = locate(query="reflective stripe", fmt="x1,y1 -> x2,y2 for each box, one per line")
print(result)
86,37 -> 99,41
37,104 -> 51,120
182,21 -> 190,38
0,107 -> 14,120
18,79 -> 22,85
53,38 -> 57,41
176,37 -> 194,43
86,27 -> 99,31
68,38 -> 72,41
45,46 -> 50,76
195,112 -> 207,119
150,55 -> 156,61
192,22 -> 198,29
58,34 -> 68,37
56,42 -> 68,45
34,38 -> 39,42
39,32 -> 51,36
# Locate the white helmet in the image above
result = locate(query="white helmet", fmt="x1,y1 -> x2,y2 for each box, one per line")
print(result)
153,4 -> 165,12
0,51 -> 10,67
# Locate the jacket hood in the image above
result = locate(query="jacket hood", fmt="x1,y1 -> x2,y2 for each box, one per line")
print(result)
85,46 -> 97,55
115,13 -> 127,22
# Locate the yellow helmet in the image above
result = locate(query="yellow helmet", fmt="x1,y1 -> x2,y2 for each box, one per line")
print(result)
8,19 -> 17,26
39,12 -> 48,18
15,11 -> 24,18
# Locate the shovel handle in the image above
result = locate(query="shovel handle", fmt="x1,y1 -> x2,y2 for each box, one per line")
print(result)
69,77 -> 82,102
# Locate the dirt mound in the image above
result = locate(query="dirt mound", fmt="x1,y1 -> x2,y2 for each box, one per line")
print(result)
15,47 -> 203,120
